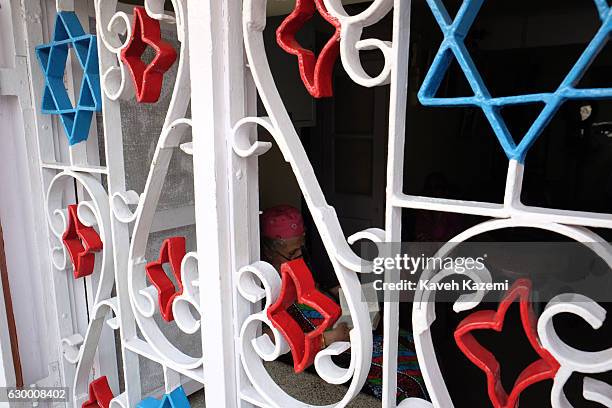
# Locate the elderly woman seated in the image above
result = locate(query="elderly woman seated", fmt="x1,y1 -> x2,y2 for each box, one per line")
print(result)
260,205 -> 428,402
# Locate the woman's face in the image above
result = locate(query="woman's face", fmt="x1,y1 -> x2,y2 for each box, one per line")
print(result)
263,235 -> 306,271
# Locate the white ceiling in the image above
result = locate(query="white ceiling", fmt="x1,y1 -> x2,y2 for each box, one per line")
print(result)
267,0 -> 372,16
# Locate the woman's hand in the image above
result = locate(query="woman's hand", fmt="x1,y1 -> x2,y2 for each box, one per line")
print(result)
323,322 -> 350,347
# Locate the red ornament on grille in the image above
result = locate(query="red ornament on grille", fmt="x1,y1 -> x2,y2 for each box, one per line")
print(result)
145,236 -> 186,322
82,376 -> 114,408
276,0 -> 341,98
62,204 -> 103,279
121,7 -> 177,103
454,278 -> 560,408
267,258 -> 341,373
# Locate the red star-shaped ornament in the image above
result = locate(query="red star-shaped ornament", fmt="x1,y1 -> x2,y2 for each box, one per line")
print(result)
145,237 -> 186,322
276,0 -> 341,98
454,278 -> 560,408
267,258 -> 341,373
62,204 -> 103,279
120,7 -> 177,103
82,376 -> 114,408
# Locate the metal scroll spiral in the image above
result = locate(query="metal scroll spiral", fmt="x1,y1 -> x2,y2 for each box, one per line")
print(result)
98,0 -> 203,371
236,0 -> 402,406
45,170 -> 119,405
409,219 -> 612,408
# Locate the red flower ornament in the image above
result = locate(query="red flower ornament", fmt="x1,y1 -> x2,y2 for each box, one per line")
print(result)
267,258 -> 341,373
454,278 -> 560,408
82,376 -> 114,408
62,204 -> 103,279
145,237 -> 186,322
121,7 -> 177,103
276,0 -> 341,98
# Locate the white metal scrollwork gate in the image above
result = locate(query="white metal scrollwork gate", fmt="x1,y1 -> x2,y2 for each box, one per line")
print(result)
3,0 -> 612,407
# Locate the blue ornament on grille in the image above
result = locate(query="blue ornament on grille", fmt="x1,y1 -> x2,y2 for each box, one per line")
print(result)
136,386 -> 190,408
35,11 -> 102,145
418,0 -> 612,163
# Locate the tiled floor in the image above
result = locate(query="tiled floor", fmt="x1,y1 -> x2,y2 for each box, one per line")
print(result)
188,360 -> 379,407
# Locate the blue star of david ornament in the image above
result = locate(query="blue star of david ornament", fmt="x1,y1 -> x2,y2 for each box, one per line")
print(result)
418,0 -> 611,162
136,386 -> 190,408
35,11 -> 102,145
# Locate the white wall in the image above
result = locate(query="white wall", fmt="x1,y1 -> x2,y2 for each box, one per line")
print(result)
0,0 -> 59,387
0,96 -> 50,385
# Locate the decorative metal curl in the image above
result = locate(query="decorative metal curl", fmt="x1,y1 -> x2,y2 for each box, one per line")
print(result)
46,170 -> 113,284
538,293 -> 612,407
412,219 -> 612,408
242,0 -> 377,405
323,0 -> 394,87
172,252 -> 202,335
74,299 -> 121,407
116,0 -> 198,369
94,0 -> 134,100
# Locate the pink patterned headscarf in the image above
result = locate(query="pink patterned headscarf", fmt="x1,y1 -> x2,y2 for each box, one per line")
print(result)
261,205 -> 305,240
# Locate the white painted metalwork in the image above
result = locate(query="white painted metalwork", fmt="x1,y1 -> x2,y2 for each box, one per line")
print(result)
2,0 -> 198,405
3,0 -> 612,407
2,0 -> 116,395
92,0 -> 199,406
539,293 -> 612,408
235,0 -> 399,405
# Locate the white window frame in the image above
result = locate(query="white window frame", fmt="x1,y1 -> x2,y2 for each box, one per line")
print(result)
2,0 -> 612,407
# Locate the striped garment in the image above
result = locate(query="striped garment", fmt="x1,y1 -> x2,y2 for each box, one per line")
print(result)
289,303 -> 429,402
